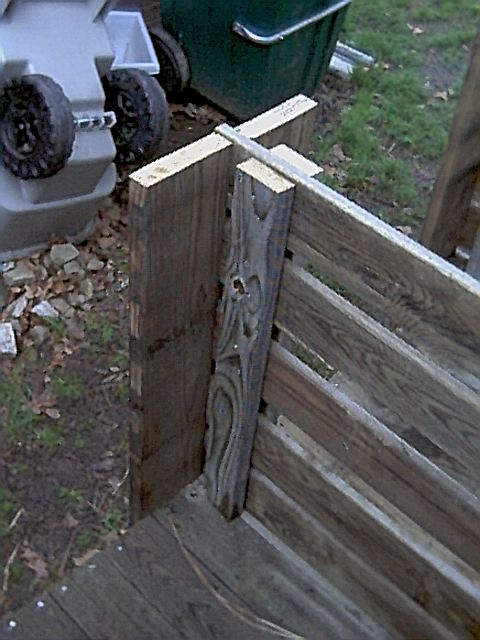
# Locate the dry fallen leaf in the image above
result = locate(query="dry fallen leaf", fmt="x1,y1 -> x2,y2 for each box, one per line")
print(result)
62,512 -> 80,529
73,548 -> 100,567
407,23 -> 425,35
434,90 -> 449,101
21,546 -> 49,580
45,407 -> 61,420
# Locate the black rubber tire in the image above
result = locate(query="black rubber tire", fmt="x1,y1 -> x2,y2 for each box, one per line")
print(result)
103,68 -> 170,166
0,74 -> 75,180
149,27 -> 190,96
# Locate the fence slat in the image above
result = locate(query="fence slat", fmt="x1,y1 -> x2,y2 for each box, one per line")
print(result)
215,124 -> 480,391
204,159 -> 295,519
247,470 -> 454,640
275,261 -> 480,493
262,342 -> 480,571
252,417 -> 480,638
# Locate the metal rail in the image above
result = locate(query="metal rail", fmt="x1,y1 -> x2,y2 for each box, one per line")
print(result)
232,0 -> 352,46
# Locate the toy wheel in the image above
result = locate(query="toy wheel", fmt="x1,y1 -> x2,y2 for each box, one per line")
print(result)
0,75 -> 75,180
149,27 -> 190,96
104,68 -> 169,165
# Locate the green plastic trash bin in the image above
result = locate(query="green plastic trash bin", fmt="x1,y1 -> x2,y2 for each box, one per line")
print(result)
160,0 -> 351,120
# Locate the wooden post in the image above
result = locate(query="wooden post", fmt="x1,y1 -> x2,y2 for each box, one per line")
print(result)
204,159 -> 295,519
129,96 -> 317,521
420,31 -> 480,258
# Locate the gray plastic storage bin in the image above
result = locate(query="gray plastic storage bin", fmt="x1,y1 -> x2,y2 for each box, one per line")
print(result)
0,0 -> 162,261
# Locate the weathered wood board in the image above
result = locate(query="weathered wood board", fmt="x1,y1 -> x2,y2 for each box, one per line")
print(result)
262,342 -> 480,571
129,96 -> 317,518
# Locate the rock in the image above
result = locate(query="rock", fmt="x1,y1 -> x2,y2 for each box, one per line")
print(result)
5,294 -> 28,319
50,298 -> 72,316
50,243 -> 79,267
33,265 -> 49,281
0,323 -> 17,357
67,293 -> 87,307
79,279 -> 94,299
86,257 -> 104,272
63,260 -> 85,278
3,263 -> 36,287
66,317 -> 85,340
30,325 -> 50,345
31,301 -> 59,319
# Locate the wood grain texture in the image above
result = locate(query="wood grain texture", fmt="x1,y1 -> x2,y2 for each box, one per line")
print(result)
467,226 -> 480,278
262,342 -> 480,571
237,94 -> 317,153
129,134 -> 232,519
421,31 -> 480,257
247,470 -> 457,640
153,481 -> 386,640
275,261 -> 480,493
288,193 -> 480,391
216,123 -> 480,390
0,594 -> 88,640
252,417 -> 480,638
129,97 -> 317,519
204,159 -> 295,518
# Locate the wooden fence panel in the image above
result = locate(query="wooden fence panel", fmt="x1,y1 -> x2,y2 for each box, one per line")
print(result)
252,417 -> 480,639
262,342 -> 480,571
275,261 -> 480,493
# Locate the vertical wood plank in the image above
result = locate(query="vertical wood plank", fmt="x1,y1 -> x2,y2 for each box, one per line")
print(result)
129,97 -> 317,521
420,31 -> 480,256
204,159 -> 295,519
129,134 -> 231,520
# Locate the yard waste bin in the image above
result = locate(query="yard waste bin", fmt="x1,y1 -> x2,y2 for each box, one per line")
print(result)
160,0 -> 351,120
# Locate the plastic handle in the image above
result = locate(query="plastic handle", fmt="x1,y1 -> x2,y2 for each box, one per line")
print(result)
232,0 -> 352,46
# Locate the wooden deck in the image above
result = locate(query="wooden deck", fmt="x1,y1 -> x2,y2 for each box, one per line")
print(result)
0,481 -> 385,640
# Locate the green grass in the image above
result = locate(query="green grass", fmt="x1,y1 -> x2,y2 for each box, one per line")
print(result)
58,486 -> 85,511
0,373 -> 39,443
51,371 -> 84,401
102,508 -> 123,533
0,486 -> 18,538
85,315 -> 116,347
35,425 -> 64,449
316,0 -> 479,226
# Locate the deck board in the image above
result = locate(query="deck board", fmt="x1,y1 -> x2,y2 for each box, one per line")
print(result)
0,480 -> 383,640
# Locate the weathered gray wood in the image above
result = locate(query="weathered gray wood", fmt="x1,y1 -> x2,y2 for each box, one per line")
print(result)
204,159 -> 295,519
262,342 -> 480,571
0,594 -> 88,640
216,123 -> 480,390
252,417 -> 480,638
420,32 -> 480,257
467,226 -> 480,278
247,470 -> 457,640
129,96 -> 317,520
275,261 -> 480,493
153,482 -> 387,640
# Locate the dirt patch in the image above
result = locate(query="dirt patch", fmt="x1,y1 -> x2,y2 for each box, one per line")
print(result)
0,96 -> 224,618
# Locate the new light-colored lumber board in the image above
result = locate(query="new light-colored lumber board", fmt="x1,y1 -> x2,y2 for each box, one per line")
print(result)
129,96 -> 317,518
252,418 -> 480,638
247,470 -> 456,640
215,124 -> 480,391
420,31 -> 480,257
262,342 -> 480,571
275,261 -> 480,493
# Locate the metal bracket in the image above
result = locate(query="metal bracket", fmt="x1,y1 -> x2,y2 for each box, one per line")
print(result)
74,111 -> 117,131
232,0 -> 352,46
